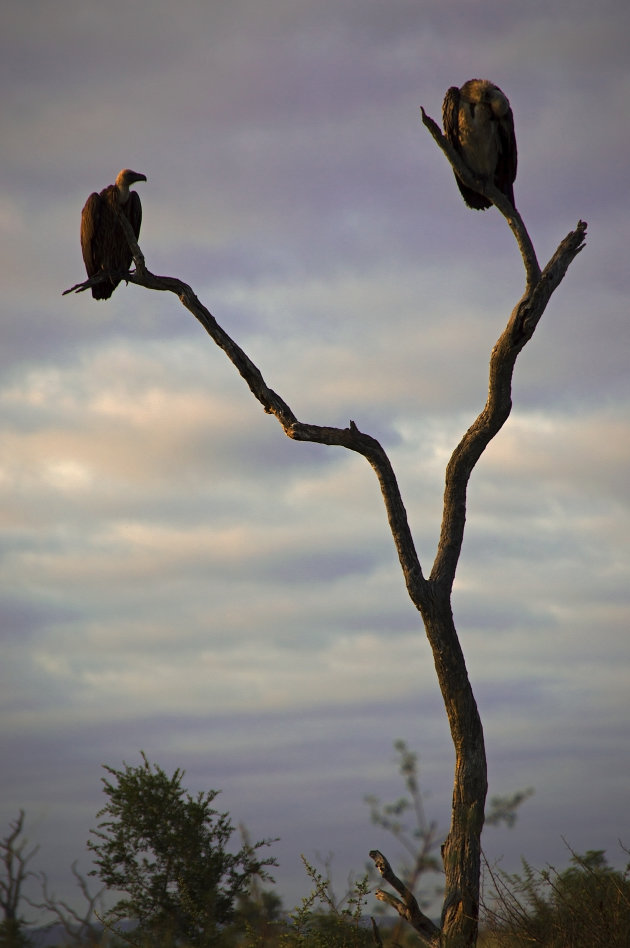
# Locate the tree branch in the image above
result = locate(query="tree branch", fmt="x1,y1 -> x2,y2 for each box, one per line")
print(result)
29,863 -> 105,945
429,217 -> 586,592
419,107 -> 587,594
370,850 -> 440,946
420,107 -> 541,289
64,217 -> 430,605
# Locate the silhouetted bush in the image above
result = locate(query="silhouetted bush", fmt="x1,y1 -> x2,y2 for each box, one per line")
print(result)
482,846 -> 630,947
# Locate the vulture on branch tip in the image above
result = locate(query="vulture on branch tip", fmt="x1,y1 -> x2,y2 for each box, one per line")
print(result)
80,168 -> 147,299
442,79 -> 517,210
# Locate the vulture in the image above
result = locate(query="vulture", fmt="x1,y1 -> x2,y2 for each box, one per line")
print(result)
80,168 -> 147,299
442,80 -> 517,210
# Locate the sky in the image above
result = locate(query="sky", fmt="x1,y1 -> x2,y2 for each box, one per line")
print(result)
1,0 -> 629,924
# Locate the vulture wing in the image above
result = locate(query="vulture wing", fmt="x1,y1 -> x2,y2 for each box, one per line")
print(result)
80,192 -> 102,279
442,86 -> 460,146
126,190 -> 143,240
442,85 -> 491,210
495,110 -> 517,208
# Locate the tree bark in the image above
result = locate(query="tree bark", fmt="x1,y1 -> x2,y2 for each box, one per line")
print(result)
65,111 -> 586,947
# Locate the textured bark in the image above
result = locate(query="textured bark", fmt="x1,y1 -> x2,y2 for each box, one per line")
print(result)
65,119 -> 586,946
370,849 -> 441,944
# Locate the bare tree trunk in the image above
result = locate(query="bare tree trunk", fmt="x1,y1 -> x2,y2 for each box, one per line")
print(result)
65,107 -> 586,947
424,608 -> 486,944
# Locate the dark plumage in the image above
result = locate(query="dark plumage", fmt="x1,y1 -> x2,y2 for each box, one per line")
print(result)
442,80 -> 517,210
80,169 -> 147,299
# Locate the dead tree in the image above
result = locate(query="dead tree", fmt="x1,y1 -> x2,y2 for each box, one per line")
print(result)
30,862 -> 105,946
0,811 -> 38,940
65,106 -> 586,946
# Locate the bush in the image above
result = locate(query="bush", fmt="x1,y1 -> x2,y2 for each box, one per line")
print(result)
482,846 -> 630,947
88,753 -> 276,946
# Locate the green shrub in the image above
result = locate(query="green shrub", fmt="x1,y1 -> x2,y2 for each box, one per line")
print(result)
483,846 -> 630,947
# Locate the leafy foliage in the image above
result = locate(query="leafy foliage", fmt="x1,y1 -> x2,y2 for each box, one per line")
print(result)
274,856 -> 374,948
88,753 -> 276,946
0,919 -> 32,948
485,789 -> 535,830
483,845 -> 630,947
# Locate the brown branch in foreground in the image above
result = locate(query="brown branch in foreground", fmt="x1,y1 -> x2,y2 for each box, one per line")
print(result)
429,216 -> 586,592
64,200 -> 585,606
370,850 -> 440,946
65,210 -> 430,609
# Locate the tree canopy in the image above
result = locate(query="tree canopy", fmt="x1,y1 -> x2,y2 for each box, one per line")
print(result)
88,753 -> 276,946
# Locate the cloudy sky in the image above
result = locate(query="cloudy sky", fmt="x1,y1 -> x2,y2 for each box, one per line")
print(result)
2,0 -> 629,921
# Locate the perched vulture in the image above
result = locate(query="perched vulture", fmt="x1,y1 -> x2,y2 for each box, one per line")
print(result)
442,80 -> 517,210
80,168 -> 147,299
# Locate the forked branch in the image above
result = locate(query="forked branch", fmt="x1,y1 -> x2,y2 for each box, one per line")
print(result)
370,849 -> 440,944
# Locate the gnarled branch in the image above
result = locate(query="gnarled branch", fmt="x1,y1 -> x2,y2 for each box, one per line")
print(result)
430,217 -> 586,593
65,209 -> 430,606
370,849 -> 440,945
